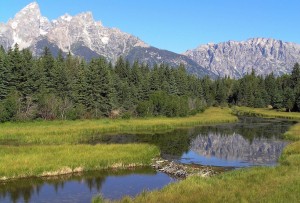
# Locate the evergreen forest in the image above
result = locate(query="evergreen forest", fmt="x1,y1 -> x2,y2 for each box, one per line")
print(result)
1,44 -> 300,122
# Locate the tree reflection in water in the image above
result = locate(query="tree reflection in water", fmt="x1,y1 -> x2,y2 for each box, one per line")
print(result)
0,168 -> 163,203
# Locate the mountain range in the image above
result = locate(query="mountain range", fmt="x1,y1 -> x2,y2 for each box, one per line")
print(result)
0,2 -> 300,78
184,38 -> 300,78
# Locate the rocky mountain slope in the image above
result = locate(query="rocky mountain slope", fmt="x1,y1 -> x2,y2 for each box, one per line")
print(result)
0,2 -> 215,78
184,38 -> 300,78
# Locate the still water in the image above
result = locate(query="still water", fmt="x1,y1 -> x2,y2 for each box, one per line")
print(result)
0,168 -> 176,203
0,117 -> 295,203
92,117 -> 293,167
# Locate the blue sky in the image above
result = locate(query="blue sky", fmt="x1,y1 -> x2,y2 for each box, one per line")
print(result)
0,0 -> 299,53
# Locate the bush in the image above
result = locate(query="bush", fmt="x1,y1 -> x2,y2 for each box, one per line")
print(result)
136,100 -> 154,117
66,105 -> 86,120
137,91 -> 204,117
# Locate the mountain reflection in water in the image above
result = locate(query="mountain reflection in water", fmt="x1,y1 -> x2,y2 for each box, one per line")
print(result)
88,117 -> 293,167
186,133 -> 288,167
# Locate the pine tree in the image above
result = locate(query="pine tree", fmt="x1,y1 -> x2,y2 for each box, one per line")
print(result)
265,73 -> 276,105
86,58 -> 113,117
291,63 -> 300,88
273,91 -> 283,109
175,64 -> 188,96
53,54 -> 72,99
20,49 -> 34,97
26,61 -> 44,98
130,60 -> 143,101
0,47 -> 9,100
168,70 -> 179,95
72,61 -> 88,106
7,44 -> 23,93
40,47 -> 55,92
283,87 -> 295,112
215,79 -> 227,105
150,64 -> 161,92
201,76 -> 215,106
115,56 -> 130,80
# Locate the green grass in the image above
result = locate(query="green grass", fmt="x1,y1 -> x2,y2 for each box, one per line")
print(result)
234,106 -> 300,120
113,108 -> 300,203
0,144 -> 159,180
0,107 -> 238,145
0,107 -> 237,181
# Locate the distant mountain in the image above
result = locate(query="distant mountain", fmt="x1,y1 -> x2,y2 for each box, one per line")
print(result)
126,46 -> 215,77
184,38 -> 300,78
0,2 -> 215,78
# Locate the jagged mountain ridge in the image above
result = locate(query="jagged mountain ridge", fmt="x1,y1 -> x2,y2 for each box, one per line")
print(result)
184,38 -> 300,78
0,2 -> 215,78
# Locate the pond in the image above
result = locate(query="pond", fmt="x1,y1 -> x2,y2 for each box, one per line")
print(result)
0,117 -> 295,202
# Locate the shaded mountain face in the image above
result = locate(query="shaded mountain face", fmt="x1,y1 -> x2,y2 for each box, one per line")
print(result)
126,46 -> 216,78
184,38 -> 300,78
0,2 -> 214,78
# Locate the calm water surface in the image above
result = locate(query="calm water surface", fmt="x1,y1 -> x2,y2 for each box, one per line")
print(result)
0,117 -> 295,202
0,168 -> 176,203
92,117 -> 294,167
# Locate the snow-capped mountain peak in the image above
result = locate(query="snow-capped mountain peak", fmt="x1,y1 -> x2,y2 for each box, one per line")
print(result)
5,2 -> 43,49
60,13 -> 73,22
23,2 -> 39,10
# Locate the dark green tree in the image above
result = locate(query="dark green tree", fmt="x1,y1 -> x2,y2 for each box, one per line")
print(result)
86,58 -> 113,117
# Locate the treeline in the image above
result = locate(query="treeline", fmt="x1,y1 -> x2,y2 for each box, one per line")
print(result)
1,45 -> 300,122
208,63 -> 300,111
0,45 -> 205,122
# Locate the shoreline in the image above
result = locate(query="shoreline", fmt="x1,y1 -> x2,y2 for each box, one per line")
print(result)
0,164 -> 150,183
0,107 -> 238,181
115,107 -> 300,203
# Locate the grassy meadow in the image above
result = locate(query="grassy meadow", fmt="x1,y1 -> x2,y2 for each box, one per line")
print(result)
234,106 -> 300,120
108,108 -> 300,203
0,107 -> 237,180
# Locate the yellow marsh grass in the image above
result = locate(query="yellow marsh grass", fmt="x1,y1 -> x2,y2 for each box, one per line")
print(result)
113,108 -> 300,203
0,144 -> 159,180
0,107 -> 237,145
235,106 -> 300,120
